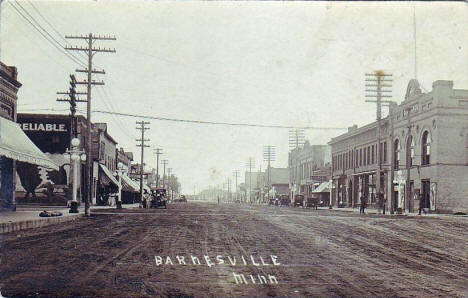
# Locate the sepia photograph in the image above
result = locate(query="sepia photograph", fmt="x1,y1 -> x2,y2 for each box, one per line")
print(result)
0,0 -> 468,297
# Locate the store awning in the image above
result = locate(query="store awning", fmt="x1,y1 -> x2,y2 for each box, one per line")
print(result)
312,181 -> 332,193
99,163 -> 119,187
0,117 -> 58,170
121,174 -> 139,193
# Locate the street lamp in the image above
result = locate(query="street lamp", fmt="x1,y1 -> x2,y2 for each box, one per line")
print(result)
115,162 -> 125,209
66,138 -> 86,213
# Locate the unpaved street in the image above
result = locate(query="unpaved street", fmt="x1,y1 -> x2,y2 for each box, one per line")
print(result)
1,202 -> 468,297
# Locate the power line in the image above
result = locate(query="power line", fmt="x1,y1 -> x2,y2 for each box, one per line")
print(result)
9,1 -> 86,67
93,110 -> 346,130
25,0 -> 88,65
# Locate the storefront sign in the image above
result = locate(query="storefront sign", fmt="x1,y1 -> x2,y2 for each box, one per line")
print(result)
21,123 -> 67,132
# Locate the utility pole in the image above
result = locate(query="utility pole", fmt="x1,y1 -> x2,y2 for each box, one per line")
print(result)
365,71 -> 392,210
57,74 -> 88,138
161,159 -> 168,189
289,129 -> 305,150
263,145 -> 276,204
57,74 -> 87,213
233,170 -> 239,201
245,158 -> 255,204
167,167 -> 172,199
136,121 -> 150,205
153,148 -> 163,188
405,106 -> 414,213
65,33 -> 116,217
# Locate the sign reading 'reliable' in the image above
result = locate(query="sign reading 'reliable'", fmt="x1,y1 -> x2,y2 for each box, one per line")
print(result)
20,123 -> 67,132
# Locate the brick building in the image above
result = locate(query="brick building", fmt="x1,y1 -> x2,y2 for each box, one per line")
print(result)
329,79 -> 468,214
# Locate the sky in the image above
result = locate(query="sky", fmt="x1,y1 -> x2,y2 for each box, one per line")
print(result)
1,0 -> 467,194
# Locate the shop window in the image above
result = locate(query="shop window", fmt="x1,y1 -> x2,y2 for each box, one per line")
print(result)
421,131 -> 431,165
394,139 -> 400,170
407,135 -> 414,167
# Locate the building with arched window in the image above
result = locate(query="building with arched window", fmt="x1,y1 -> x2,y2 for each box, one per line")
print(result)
330,79 -> 468,214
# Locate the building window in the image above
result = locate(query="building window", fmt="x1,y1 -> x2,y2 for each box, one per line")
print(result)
355,150 -> 358,167
367,146 -> 371,165
371,145 -> 375,164
407,135 -> 414,167
422,131 -> 431,165
383,142 -> 387,163
360,149 -> 363,166
394,139 -> 400,170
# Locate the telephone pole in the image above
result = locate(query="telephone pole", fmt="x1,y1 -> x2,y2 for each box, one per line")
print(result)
136,121 -> 150,204
56,74 -> 87,138
263,145 -> 276,204
161,159 -> 168,189
289,129 -> 305,150
167,167 -> 172,199
153,148 -> 163,188
245,158 -> 255,203
233,170 -> 239,201
65,33 -> 115,216
365,71 -> 392,210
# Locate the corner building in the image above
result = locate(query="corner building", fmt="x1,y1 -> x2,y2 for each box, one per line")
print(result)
330,79 -> 468,214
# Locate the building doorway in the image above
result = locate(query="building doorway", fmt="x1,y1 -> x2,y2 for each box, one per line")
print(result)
421,180 -> 430,209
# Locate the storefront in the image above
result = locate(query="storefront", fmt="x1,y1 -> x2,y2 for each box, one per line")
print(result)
0,116 -> 58,210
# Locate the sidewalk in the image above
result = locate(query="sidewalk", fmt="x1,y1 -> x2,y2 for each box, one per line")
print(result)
325,206 -> 465,218
0,203 -> 140,234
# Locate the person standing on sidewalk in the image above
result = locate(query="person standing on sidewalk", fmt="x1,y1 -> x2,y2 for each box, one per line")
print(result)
360,195 -> 367,214
379,192 -> 386,214
418,193 -> 425,215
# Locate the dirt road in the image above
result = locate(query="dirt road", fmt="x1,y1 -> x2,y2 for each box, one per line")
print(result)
1,202 -> 468,297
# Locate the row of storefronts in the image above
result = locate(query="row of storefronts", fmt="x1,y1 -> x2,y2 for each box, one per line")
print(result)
0,60 -> 149,210
330,79 -> 468,214
14,113 -> 144,207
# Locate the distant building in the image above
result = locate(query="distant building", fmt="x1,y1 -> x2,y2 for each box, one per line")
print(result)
266,167 -> 290,199
329,79 -> 468,214
288,142 -> 331,200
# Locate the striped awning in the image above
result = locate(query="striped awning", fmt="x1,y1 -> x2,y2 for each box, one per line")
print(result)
121,173 -> 140,193
0,117 -> 58,170
99,163 -> 119,187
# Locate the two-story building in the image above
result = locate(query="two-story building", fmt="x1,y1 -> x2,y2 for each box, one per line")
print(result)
91,123 -> 119,205
329,79 -> 468,214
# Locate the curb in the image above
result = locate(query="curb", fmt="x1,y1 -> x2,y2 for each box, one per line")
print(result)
0,214 -> 81,234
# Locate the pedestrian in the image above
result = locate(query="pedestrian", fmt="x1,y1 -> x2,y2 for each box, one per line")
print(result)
359,195 -> 366,214
379,193 -> 386,215
418,194 -> 425,215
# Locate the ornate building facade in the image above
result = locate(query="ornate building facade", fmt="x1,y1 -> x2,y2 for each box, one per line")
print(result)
330,79 -> 468,214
